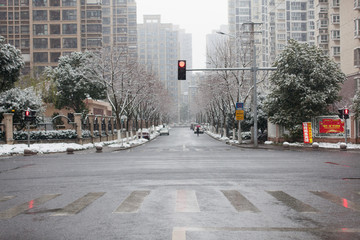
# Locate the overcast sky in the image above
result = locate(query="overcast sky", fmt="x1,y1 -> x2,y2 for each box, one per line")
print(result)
136,0 -> 228,69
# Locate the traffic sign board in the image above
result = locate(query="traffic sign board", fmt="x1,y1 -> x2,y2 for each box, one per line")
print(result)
236,102 -> 244,110
236,110 -> 244,121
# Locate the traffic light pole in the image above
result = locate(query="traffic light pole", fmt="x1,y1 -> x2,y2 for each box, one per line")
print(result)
26,121 -> 30,148
345,119 -> 348,144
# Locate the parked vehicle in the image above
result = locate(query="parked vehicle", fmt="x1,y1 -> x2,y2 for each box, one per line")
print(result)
137,129 -> 150,140
160,127 -> 170,136
194,125 -> 204,134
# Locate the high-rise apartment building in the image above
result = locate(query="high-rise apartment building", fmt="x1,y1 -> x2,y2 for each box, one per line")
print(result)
228,0 -> 315,68
137,15 -> 191,120
314,0 -> 340,65
0,0 -> 137,75
338,0 -> 360,104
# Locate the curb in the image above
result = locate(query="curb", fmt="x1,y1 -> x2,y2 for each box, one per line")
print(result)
206,131 -> 360,153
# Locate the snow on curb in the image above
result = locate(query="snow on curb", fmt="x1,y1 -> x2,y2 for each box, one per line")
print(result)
0,132 -> 160,156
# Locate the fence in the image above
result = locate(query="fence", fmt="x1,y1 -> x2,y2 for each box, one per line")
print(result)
0,113 -> 132,145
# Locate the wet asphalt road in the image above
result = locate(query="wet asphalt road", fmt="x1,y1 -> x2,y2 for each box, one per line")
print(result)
0,127 -> 360,240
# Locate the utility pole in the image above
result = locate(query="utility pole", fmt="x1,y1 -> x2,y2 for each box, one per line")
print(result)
243,22 -> 262,147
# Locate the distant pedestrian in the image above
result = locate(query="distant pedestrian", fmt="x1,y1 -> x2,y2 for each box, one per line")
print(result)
196,126 -> 200,136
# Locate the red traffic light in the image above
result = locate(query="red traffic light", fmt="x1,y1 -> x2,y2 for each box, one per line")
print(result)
178,60 -> 186,68
25,110 -> 30,116
344,109 -> 349,115
178,60 -> 186,80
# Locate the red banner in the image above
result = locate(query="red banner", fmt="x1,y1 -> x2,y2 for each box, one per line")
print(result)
303,122 -> 313,144
319,119 -> 344,134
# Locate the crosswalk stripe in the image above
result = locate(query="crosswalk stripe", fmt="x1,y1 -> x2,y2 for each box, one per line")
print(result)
175,190 -> 200,213
52,192 -> 105,216
221,190 -> 260,213
114,191 -> 150,213
0,195 -> 16,202
267,191 -> 318,213
0,194 -> 61,219
310,191 -> 360,212
172,227 -> 360,240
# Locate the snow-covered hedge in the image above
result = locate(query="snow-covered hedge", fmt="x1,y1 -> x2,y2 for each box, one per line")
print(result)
12,129 -> 118,140
14,130 -> 77,140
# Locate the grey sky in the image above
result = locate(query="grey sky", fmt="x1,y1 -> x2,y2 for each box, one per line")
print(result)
136,0 -> 228,69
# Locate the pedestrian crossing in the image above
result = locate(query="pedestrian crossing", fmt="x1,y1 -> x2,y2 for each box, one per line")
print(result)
0,189 -> 359,219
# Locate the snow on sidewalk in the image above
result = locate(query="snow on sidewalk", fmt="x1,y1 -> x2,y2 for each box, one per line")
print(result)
0,132 -> 158,156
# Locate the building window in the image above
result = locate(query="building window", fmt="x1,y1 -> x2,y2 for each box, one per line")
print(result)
332,0 -> 339,7
21,25 -> 29,34
33,10 -> 47,21
332,46 -> 340,56
355,19 -> 360,37
21,0 -> 30,6
319,34 -> 328,43
21,39 -> 29,48
62,24 -> 77,34
33,52 -> 48,63
331,30 -> 340,40
102,17 -> 110,25
277,33 -> 286,40
0,26 -> 6,34
0,12 -> 6,20
86,24 -> 101,33
332,15 -> 340,24
50,38 -> 61,48
354,48 -> 360,67
62,0 -> 76,6
21,11 -> 29,20
63,38 -> 77,48
50,24 -> 60,34
33,38 -> 48,49
50,10 -> 60,20
319,19 -> 328,28
50,52 -> 61,62
63,10 -> 77,20
87,38 -> 102,47
33,0 -> 47,6
355,0 -> 360,9
86,10 -> 101,19
33,24 -> 48,35
49,0 -> 59,6
355,77 -> 360,91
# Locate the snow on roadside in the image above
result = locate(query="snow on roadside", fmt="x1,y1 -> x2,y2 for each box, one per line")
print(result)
0,131 -> 160,156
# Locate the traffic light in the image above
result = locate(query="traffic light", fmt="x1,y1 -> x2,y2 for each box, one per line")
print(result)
24,109 -> 36,121
24,110 -> 31,121
344,108 -> 349,119
338,109 -> 343,119
178,60 -> 186,80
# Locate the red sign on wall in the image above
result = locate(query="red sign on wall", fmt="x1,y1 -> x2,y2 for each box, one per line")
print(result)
319,119 -> 344,134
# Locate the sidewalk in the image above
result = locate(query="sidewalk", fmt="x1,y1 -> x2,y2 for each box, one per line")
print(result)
206,131 -> 360,152
0,132 -> 159,157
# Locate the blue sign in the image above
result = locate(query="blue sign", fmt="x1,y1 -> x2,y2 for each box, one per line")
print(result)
236,102 -> 244,110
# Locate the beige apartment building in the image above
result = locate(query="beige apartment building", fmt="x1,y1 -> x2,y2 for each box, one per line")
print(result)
0,0 -> 137,75
315,0 -> 340,65
339,0 -> 360,104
